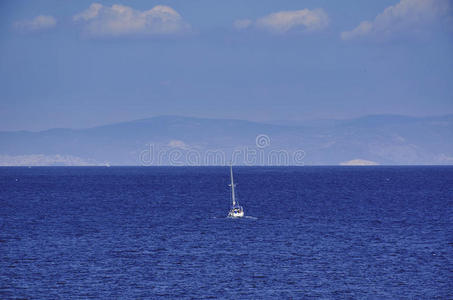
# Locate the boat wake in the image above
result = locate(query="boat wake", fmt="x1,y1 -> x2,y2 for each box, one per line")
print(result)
224,215 -> 257,220
212,216 -> 258,220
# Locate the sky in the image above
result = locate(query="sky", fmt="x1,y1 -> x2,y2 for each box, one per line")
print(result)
0,0 -> 452,131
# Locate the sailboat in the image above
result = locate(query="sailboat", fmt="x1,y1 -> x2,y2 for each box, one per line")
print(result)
227,164 -> 244,218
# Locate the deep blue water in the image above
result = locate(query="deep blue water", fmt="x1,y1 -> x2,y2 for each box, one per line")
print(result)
0,166 -> 452,299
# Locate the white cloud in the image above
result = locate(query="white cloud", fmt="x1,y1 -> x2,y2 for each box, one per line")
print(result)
73,3 -> 103,21
73,3 -> 190,37
341,0 -> 451,40
168,140 -> 189,149
14,15 -> 57,32
256,9 -> 329,33
340,159 -> 379,166
234,8 -> 329,34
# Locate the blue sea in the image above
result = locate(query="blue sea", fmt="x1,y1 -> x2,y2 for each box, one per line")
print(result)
0,166 -> 452,299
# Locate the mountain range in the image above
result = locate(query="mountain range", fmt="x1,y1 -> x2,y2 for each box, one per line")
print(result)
0,115 -> 452,166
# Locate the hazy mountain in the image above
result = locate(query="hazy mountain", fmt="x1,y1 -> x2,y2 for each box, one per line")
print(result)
0,115 -> 452,166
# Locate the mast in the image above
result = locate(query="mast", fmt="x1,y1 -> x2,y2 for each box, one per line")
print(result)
230,164 -> 236,206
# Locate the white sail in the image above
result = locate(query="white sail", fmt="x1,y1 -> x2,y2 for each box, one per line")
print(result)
227,164 -> 244,218
230,164 -> 236,206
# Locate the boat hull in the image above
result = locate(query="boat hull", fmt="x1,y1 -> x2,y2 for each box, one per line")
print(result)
228,210 -> 244,218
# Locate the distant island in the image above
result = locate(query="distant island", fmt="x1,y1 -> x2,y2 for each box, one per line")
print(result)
0,114 -> 452,166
